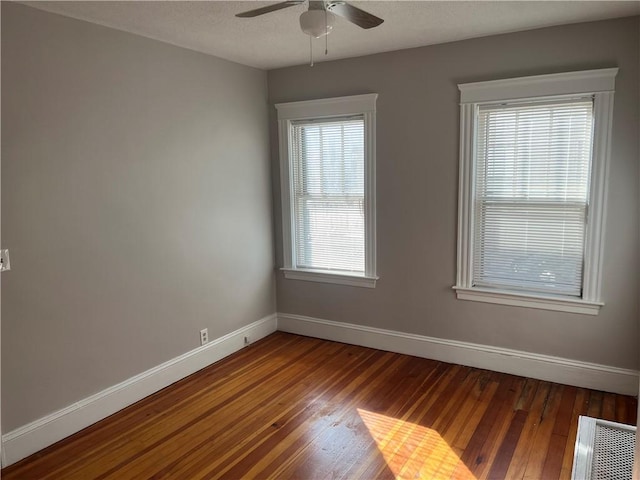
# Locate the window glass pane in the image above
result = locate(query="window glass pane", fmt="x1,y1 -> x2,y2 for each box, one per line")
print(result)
474,100 -> 594,296
291,117 -> 365,273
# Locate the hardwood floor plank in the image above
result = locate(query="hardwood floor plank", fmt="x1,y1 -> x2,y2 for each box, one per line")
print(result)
344,364 -> 460,478
483,377 -> 540,480
336,362 -> 452,480
372,365 -> 478,479
541,433 -> 569,480
503,380 -> 552,479
540,386 -> 577,479
3,332 -> 302,479
587,390 -> 604,418
219,353 -> 404,478
3,332 -> 637,480
232,354 -> 415,480
522,383 -> 564,479
447,371 -> 498,451
514,378 -> 539,412
280,357 -> 443,480
484,409 -> 528,480
461,374 -> 525,478
344,363 -> 464,479
431,369 -> 482,434
623,395 -> 638,425
121,343 -> 386,479
615,394 -> 629,423
552,386 -> 578,437
370,366 -> 475,479
91,337 -> 340,480
17,334 -> 315,480
601,392 -> 617,421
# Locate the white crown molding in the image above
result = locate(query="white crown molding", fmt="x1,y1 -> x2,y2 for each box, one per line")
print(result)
277,313 -> 639,396
1,314 -> 278,467
458,68 -> 618,103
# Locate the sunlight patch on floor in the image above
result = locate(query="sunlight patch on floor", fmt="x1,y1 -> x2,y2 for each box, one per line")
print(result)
357,408 -> 477,480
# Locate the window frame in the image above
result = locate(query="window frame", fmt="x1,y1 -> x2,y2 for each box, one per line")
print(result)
454,68 -> 618,315
276,94 -> 378,288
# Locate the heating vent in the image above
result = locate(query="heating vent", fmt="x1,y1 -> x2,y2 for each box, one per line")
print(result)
572,416 -> 636,480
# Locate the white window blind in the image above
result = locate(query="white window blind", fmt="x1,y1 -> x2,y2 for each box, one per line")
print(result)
473,98 -> 594,297
291,116 -> 365,273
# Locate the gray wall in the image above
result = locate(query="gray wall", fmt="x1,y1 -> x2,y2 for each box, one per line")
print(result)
269,17 -> 640,370
2,3 -> 274,431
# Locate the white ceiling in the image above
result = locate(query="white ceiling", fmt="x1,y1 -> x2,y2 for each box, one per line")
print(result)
24,1 -> 640,70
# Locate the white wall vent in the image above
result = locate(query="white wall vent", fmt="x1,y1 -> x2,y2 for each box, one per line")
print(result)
572,416 -> 636,480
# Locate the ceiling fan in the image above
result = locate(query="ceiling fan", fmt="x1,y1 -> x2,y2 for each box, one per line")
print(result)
236,1 -> 384,38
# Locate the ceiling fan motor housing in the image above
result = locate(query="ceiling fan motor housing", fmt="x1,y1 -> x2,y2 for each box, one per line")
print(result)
299,9 -> 335,38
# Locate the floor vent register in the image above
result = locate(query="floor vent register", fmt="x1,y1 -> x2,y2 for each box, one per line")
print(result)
572,416 -> 636,480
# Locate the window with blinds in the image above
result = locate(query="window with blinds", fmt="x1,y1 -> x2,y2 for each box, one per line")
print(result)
473,98 -> 594,296
290,116 -> 365,273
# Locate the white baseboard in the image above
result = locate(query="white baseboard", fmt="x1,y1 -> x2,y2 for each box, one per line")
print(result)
3,312 -> 636,468
277,313 -> 639,396
1,314 -> 278,467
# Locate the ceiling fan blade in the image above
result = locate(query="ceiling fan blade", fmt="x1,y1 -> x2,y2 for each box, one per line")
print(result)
327,2 -> 383,29
236,1 -> 305,18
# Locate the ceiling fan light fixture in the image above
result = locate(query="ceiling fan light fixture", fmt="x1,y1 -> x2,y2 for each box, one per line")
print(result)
299,9 -> 335,38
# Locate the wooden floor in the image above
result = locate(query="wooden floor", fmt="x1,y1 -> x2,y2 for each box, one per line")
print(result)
3,333 -> 637,480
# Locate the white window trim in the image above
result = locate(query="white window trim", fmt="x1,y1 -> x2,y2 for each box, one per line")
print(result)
276,94 -> 378,288
455,68 -> 618,315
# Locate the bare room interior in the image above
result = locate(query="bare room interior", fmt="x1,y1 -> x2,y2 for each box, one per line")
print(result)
1,1 -> 639,479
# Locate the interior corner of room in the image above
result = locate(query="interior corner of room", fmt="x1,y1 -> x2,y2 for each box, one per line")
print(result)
0,1 -> 638,477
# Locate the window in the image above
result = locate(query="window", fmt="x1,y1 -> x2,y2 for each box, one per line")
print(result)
455,69 -> 617,314
276,94 -> 377,287
474,99 -> 593,296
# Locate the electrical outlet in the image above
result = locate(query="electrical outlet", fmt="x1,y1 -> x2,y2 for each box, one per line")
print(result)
244,336 -> 250,345
200,328 -> 209,346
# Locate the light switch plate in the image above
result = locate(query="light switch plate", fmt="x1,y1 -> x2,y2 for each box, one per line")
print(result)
0,249 -> 10,272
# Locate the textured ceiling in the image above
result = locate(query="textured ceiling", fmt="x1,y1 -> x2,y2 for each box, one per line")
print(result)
23,1 -> 640,70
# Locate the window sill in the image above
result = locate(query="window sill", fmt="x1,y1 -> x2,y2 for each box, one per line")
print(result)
453,286 -> 603,315
281,268 -> 378,288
